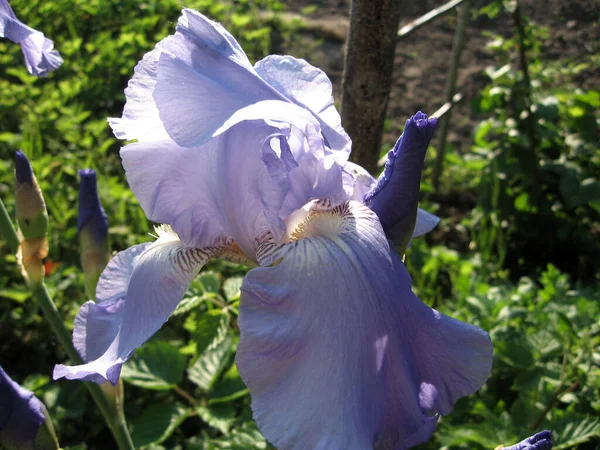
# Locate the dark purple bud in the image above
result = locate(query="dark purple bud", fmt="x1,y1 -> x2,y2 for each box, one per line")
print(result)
503,430 -> 552,450
78,169 -> 108,241
0,365 -> 45,447
14,150 -> 33,185
364,112 -> 437,251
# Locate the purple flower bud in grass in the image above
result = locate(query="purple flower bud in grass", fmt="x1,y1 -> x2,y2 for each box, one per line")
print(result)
78,169 -> 110,298
365,112 -> 438,253
14,149 -> 33,185
499,430 -> 552,450
14,151 -> 48,285
0,365 -> 58,450
0,0 -> 63,76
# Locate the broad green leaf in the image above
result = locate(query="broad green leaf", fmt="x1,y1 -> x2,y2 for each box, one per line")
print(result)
554,416 -> 600,449
199,272 -> 221,293
172,295 -> 204,316
223,276 -> 244,302
130,403 -> 190,448
196,403 -> 236,434
207,422 -> 268,449
188,323 -> 232,391
194,310 -> 228,355
121,341 -> 186,390
209,364 -> 249,404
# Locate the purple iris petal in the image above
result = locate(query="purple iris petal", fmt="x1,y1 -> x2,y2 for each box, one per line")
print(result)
0,365 -> 45,447
14,150 -> 33,185
0,0 -> 62,76
120,121 -> 291,258
53,232 -> 220,385
237,201 -> 493,450
504,430 -> 552,450
254,55 -> 351,156
78,169 -> 108,244
109,9 -> 349,154
364,112 -> 438,250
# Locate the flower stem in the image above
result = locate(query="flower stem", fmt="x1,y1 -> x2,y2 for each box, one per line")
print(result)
0,197 -> 135,450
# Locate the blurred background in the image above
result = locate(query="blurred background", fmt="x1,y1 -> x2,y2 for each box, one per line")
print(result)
0,0 -> 598,448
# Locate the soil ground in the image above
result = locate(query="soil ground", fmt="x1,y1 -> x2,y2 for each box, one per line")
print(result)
281,0 -> 599,154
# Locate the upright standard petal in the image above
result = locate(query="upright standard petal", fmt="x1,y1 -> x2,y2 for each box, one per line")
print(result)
237,201 -> 493,450
364,112 -> 438,253
0,365 -> 45,449
0,0 -> 62,76
53,229 -> 223,384
255,55 -> 351,155
110,9 -> 349,155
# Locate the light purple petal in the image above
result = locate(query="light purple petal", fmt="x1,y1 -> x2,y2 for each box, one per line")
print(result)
72,243 -> 150,362
0,365 -> 45,447
0,0 -> 62,77
237,201 -> 493,450
54,231 -> 218,384
255,55 -> 351,155
111,9 -> 350,159
413,208 -> 440,238
343,161 -> 376,202
504,430 -> 552,450
120,121 -> 291,259
364,112 -> 438,252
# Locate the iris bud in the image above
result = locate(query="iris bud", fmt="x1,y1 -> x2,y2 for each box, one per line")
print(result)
496,430 -> 552,450
78,169 -> 110,298
14,150 -> 49,285
364,112 -> 437,254
0,365 -> 59,450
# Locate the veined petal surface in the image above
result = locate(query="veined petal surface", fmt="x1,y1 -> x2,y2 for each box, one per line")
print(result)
54,231 -> 220,384
237,201 -> 492,450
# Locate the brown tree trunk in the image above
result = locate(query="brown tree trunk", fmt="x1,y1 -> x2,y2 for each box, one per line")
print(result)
341,0 -> 403,175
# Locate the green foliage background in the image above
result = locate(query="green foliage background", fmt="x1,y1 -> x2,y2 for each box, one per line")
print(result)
0,0 -> 598,449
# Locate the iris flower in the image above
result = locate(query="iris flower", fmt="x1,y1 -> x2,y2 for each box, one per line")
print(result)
0,0 -> 62,76
54,9 -> 493,449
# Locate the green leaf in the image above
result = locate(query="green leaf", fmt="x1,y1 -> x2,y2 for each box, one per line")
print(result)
223,276 -> 244,302
196,403 -> 236,434
209,364 -> 249,404
172,295 -> 205,316
121,341 -> 186,390
199,272 -> 221,293
130,403 -> 190,448
194,310 -> 228,355
553,415 -> 600,449
207,422 -> 268,449
188,322 -> 232,391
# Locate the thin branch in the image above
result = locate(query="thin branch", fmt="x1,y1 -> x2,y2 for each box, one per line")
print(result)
397,0 -> 467,39
431,0 -> 472,192
512,0 -> 540,203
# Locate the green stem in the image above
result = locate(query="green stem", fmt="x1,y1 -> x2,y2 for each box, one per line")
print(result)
0,197 -> 134,450
0,199 -> 20,252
